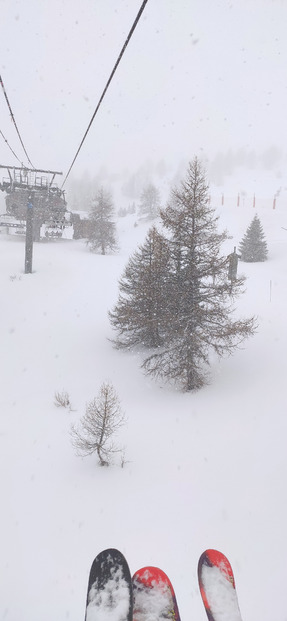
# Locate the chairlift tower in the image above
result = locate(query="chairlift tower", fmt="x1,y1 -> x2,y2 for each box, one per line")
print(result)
0,165 -> 66,273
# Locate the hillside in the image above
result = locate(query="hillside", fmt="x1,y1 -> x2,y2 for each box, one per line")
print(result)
1,193 -> 286,621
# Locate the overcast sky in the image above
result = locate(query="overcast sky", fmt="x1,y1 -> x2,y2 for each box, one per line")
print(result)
1,0 -> 287,185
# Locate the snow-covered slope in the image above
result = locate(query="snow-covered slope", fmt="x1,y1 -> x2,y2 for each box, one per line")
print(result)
1,193 -> 286,621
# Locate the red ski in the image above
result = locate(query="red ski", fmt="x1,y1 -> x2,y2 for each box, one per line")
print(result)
132,566 -> 181,621
198,549 -> 243,621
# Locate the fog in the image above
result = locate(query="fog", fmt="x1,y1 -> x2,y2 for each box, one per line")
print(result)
1,0 -> 287,188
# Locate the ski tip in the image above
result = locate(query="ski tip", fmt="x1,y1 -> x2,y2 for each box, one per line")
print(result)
85,549 -> 133,621
87,548 -> 132,595
132,566 -> 181,621
133,566 -> 173,590
198,549 -> 236,587
197,549 -> 242,621
90,548 -> 130,567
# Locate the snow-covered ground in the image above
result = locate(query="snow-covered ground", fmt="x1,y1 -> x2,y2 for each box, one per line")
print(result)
1,187 -> 287,621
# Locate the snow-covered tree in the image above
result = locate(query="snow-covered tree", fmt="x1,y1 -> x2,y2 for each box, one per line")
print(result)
239,214 -> 268,262
141,158 -> 256,390
139,183 -> 161,219
87,187 -> 118,254
140,158 -> 256,390
127,202 -> 136,215
110,158 -> 256,391
71,383 -> 125,466
109,226 -> 171,349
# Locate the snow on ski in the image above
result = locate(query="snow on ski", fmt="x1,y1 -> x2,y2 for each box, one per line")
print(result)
132,566 -> 181,621
198,549 -> 242,621
85,548 -> 133,621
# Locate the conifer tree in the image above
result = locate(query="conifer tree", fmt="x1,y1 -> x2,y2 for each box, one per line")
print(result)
109,226 -> 170,349
139,183 -> 161,219
110,158 -> 256,391
239,214 -> 268,262
88,187 -> 118,254
142,158 -> 256,390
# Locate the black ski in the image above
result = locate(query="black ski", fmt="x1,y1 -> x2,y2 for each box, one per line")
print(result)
85,548 -> 133,621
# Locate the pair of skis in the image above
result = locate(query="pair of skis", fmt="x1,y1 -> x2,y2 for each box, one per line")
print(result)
84,548 -> 242,621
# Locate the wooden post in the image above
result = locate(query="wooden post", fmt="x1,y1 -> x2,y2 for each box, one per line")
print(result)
25,195 -> 34,274
228,246 -> 239,282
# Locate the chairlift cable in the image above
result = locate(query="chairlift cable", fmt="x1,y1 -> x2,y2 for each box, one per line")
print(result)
0,74 -> 35,169
61,0 -> 149,189
0,128 -> 27,167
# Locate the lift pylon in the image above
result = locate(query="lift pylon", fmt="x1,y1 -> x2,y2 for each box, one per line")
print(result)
0,165 -> 66,273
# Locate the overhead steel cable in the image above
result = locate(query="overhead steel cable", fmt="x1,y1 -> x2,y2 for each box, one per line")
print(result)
0,128 -> 27,167
61,0 -> 149,189
0,74 -> 35,169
